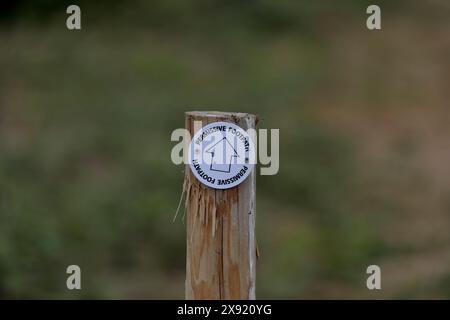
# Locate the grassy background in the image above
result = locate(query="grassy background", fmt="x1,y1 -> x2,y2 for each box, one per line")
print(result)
1,0 -> 450,298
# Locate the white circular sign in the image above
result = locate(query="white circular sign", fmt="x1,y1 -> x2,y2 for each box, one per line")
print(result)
188,121 -> 255,189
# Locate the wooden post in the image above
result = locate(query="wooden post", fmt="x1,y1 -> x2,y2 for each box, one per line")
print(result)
185,111 -> 257,300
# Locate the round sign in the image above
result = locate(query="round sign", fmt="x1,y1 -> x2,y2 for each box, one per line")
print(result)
188,121 -> 255,189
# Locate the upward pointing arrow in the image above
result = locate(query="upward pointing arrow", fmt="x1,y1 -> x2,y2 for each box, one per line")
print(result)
205,137 -> 239,173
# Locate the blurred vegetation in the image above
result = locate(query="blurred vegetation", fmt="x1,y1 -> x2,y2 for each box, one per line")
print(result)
1,0 -> 450,298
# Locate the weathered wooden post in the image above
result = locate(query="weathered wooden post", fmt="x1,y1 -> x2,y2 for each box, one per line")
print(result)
185,111 -> 257,300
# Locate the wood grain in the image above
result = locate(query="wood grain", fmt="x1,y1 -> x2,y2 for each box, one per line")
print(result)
185,111 -> 257,300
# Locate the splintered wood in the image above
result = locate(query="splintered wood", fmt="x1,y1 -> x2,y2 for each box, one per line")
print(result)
185,111 -> 257,300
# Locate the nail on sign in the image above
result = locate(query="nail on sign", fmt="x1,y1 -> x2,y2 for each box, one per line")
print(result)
188,121 -> 255,189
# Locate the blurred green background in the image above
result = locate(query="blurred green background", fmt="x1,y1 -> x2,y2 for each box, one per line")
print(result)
1,0 -> 450,299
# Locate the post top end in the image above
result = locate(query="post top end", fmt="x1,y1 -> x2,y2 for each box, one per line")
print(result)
185,111 -> 256,120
